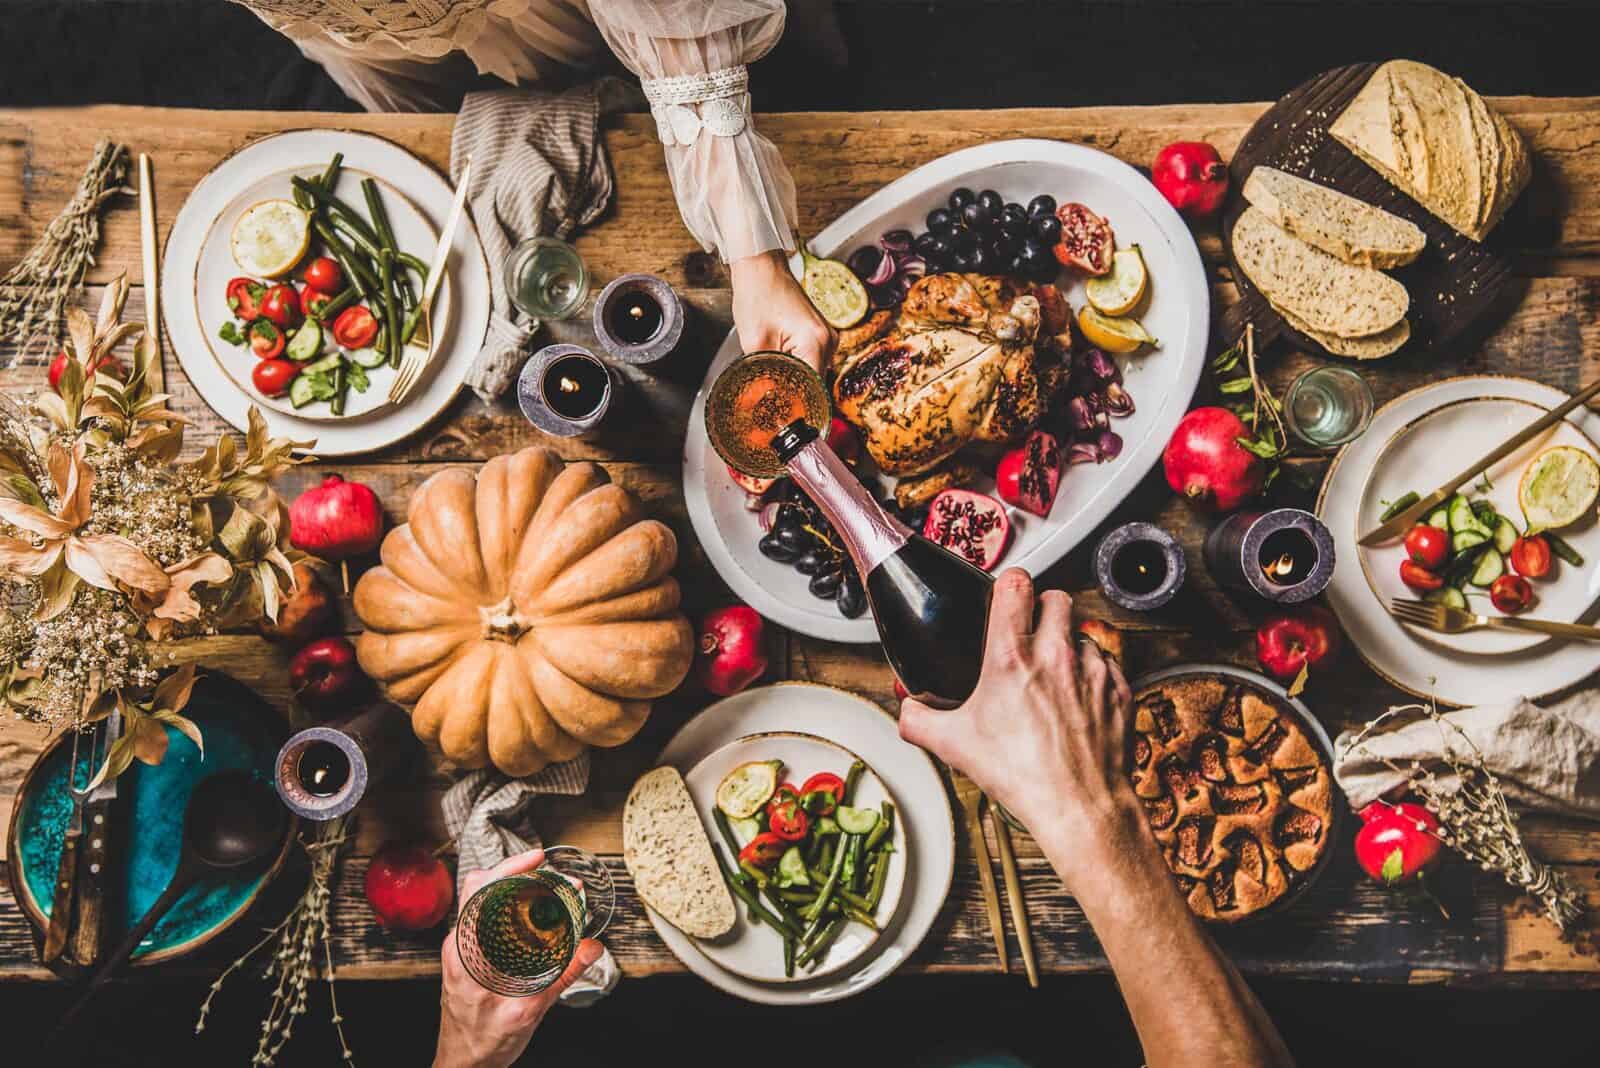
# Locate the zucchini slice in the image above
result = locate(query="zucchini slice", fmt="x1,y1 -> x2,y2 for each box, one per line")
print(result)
1470,549 -> 1505,588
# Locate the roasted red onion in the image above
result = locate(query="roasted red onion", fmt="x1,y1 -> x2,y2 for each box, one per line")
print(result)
864,251 -> 898,286
879,229 -> 914,253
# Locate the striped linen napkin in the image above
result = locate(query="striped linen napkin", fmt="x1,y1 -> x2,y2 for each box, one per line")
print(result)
449,84 -> 615,403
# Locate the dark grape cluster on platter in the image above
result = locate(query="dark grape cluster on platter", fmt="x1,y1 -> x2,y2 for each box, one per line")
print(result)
757,483 -> 867,618
920,188 -> 1062,282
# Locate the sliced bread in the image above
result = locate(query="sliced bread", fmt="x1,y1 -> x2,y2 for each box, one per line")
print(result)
1273,301 -> 1411,359
1232,207 -> 1410,337
623,766 -> 737,939
1242,166 -> 1425,268
1329,60 -> 1530,243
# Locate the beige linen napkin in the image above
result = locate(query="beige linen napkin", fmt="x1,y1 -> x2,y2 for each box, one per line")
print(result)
450,84 -> 616,403
1334,690 -> 1600,818
442,756 -> 620,1005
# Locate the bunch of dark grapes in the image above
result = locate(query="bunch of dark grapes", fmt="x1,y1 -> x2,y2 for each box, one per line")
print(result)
916,189 -> 1061,282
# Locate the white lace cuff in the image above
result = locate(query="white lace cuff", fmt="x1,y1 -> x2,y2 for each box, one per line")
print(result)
641,66 -> 750,146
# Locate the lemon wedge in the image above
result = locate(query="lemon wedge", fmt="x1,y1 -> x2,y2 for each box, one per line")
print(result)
1086,245 -> 1149,317
1519,445 -> 1600,533
230,199 -> 310,278
1077,305 -> 1157,354
801,251 -> 869,329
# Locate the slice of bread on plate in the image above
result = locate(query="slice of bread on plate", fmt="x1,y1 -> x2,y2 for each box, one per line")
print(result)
1273,301 -> 1411,359
1243,166 -> 1425,268
1329,60 -> 1530,243
623,766 -> 737,939
1232,207 -> 1410,337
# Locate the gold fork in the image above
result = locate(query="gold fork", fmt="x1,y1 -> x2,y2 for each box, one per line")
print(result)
1390,597 -> 1600,640
389,157 -> 472,405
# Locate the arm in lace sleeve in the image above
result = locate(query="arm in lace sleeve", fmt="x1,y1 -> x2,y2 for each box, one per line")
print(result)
591,0 -> 798,263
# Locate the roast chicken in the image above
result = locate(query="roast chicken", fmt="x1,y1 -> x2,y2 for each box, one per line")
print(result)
831,274 -> 1044,477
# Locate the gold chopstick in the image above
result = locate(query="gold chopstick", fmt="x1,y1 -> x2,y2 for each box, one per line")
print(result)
989,807 -> 1038,987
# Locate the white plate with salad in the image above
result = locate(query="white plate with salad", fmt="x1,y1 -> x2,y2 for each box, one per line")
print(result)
685,731 -> 907,983
1356,395 -> 1600,655
164,128 -> 491,456
1319,375 -> 1600,705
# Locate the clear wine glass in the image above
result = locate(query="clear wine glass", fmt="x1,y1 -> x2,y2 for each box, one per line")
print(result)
455,845 -> 614,997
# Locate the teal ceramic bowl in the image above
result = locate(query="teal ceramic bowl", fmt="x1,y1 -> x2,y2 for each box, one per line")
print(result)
7,673 -> 295,966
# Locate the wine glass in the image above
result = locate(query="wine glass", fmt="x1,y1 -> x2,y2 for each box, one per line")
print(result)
455,845 -> 614,997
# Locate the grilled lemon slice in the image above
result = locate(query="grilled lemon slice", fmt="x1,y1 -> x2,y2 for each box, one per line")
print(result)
800,251 -> 869,329
1086,245 -> 1149,317
1519,445 -> 1600,533
1076,305 -> 1157,354
230,199 -> 311,278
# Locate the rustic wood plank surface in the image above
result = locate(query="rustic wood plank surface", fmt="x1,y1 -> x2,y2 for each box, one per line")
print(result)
1,100 -> 1598,988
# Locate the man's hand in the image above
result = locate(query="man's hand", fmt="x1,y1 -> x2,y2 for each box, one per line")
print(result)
898,568 -> 1149,890
730,249 -> 836,373
434,850 -> 604,1068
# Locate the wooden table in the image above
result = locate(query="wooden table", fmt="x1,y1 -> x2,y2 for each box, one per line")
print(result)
1,101 -> 1598,989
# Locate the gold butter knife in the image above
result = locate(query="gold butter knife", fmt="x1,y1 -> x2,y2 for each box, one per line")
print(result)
950,769 -> 1007,972
989,806 -> 1038,987
1358,377 -> 1600,546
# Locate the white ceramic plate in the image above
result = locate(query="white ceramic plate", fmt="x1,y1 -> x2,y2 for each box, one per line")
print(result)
647,683 -> 955,1004
1319,376 -> 1600,705
682,731 -> 907,983
683,139 -> 1211,642
193,165 -> 453,421
1357,395 -> 1600,655
164,129 -> 491,456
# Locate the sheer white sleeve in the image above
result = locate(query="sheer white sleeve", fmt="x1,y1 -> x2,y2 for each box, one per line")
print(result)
591,0 -> 799,263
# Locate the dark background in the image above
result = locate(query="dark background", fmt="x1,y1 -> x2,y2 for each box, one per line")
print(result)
5,1 -> 1600,1064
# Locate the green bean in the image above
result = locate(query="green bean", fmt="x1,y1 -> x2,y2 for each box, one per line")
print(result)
865,801 -> 896,852
842,904 -> 879,931
796,917 -> 846,969
330,363 -> 347,416
380,250 -> 404,367
836,885 -> 872,912
1379,491 -> 1421,522
777,888 -> 817,905
783,934 -> 796,978
398,251 -> 431,280
762,884 -> 806,935
848,834 -> 867,892
739,860 -> 769,888
802,833 -> 850,934
712,807 -> 746,861
331,211 -> 387,263
363,178 -> 417,308
291,175 -> 381,247
318,153 -> 344,196
315,286 -> 359,324
842,760 -> 866,805
1548,532 -> 1585,567
313,220 -> 378,300
714,845 -> 794,938
865,851 -> 891,911
817,837 -> 835,875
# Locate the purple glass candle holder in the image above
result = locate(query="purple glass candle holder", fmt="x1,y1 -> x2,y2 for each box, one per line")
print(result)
1203,508 -> 1335,604
518,343 -> 621,438
274,704 -> 412,821
592,273 -> 686,367
1094,522 -> 1187,611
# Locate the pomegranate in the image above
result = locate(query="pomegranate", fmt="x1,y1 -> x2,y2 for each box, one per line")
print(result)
1152,142 -> 1229,218
727,465 -> 776,496
697,604 -> 768,696
922,489 -> 1011,571
1052,203 -> 1115,275
48,349 -> 123,393
365,842 -> 454,930
289,474 -> 384,589
290,635 -> 370,710
1354,801 -> 1443,886
1162,407 -> 1265,512
995,430 -> 1062,518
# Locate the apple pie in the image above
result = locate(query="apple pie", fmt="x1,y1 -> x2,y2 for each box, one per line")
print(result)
1129,674 -> 1334,922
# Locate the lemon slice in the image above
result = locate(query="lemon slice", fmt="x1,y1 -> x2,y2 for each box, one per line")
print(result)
1077,305 -> 1157,354
230,199 -> 311,278
1519,445 -> 1600,532
801,251 -> 869,329
1086,245 -> 1149,317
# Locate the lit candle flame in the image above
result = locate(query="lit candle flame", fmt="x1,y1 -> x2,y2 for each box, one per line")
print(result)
1263,552 -> 1297,582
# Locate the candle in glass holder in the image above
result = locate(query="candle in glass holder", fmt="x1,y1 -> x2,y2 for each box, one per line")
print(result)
593,273 -> 686,367
1203,508 -> 1335,604
1094,522 -> 1186,611
274,703 -> 413,821
518,344 -> 620,438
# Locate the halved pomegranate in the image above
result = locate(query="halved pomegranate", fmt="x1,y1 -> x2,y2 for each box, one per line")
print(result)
922,488 -> 1011,571
727,464 -> 776,495
1053,203 -> 1115,275
995,430 -> 1062,518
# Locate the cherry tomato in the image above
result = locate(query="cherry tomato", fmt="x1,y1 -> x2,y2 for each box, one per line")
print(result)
1399,559 -> 1444,591
1403,524 -> 1449,570
225,277 -> 265,321
765,783 -> 800,819
799,772 -> 845,815
737,832 -> 787,869
1490,574 -> 1534,614
768,801 -> 809,842
332,305 -> 380,349
300,286 -> 334,319
260,284 -> 303,330
251,357 -> 299,397
1509,535 -> 1552,579
48,349 -> 123,393
248,319 -> 285,360
303,256 -> 343,293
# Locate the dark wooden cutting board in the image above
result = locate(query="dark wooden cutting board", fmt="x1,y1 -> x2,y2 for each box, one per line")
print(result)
1219,62 -> 1525,360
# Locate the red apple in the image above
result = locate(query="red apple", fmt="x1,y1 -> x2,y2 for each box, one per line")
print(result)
289,635 -> 368,709
365,842 -> 454,930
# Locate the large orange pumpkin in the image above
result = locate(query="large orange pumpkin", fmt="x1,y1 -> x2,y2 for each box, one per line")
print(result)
353,448 -> 694,776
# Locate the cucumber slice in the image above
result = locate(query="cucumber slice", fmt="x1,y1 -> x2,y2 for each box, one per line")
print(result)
1426,507 -> 1450,530
1492,517 -> 1519,554
727,815 -> 762,848
348,345 -> 388,369
776,846 -> 811,889
285,319 -> 322,361
1425,586 -> 1469,610
1470,548 -> 1505,587
1446,495 -> 1475,532
288,374 -> 318,409
835,805 -> 880,836
301,352 -> 343,377
1451,529 -> 1489,554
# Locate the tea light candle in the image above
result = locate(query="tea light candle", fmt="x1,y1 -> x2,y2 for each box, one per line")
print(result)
592,273 -> 686,367
274,704 -> 413,821
1094,522 -> 1187,611
518,344 -> 620,438
1203,508 -> 1335,604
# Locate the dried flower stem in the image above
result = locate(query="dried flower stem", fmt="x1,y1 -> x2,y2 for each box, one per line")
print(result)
1342,702 -> 1585,935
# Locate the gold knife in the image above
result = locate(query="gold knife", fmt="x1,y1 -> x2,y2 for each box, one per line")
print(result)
138,153 -> 164,392
988,806 -> 1038,987
1358,377 -> 1600,546
951,769 -> 1007,972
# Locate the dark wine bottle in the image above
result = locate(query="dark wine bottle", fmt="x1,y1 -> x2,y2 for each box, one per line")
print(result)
772,420 -> 992,707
